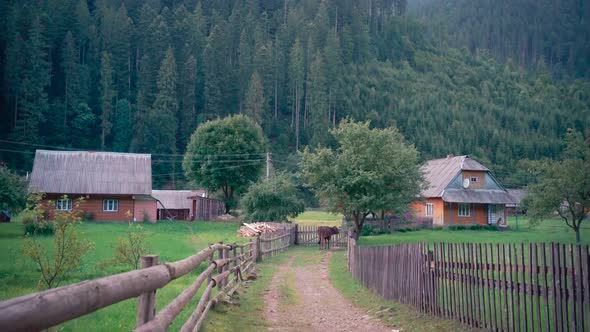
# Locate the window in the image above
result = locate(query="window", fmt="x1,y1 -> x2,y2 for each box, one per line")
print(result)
103,199 -> 119,212
56,199 -> 72,211
458,203 -> 470,217
470,177 -> 478,182
425,203 -> 434,217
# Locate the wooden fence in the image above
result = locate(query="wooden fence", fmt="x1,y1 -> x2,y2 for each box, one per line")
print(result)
296,225 -> 348,247
348,239 -> 590,332
0,240 -> 256,332
259,224 -> 297,260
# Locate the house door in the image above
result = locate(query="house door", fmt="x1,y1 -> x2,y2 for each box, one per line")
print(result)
488,205 -> 504,224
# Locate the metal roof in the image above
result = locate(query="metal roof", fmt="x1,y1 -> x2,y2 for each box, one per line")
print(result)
30,150 -> 152,195
421,155 -> 489,197
442,189 -> 515,204
152,190 -> 205,210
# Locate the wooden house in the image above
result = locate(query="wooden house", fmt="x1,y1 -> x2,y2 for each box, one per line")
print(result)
29,150 -> 157,222
410,155 -> 514,226
187,194 -> 225,221
152,189 -> 205,220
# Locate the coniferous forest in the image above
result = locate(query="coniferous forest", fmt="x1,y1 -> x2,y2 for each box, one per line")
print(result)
0,0 -> 589,189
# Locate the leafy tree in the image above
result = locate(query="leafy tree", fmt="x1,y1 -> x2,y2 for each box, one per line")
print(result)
112,223 -> 150,270
183,115 -> 267,213
299,119 -> 422,239
0,165 -> 27,214
244,71 -> 265,124
524,130 -> 590,243
240,172 -> 305,222
99,52 -> 115,150
22,197 -> 94,289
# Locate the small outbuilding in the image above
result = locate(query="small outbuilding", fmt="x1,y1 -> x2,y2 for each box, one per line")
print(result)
152,189 -> 205,221
506,189 -> 527,216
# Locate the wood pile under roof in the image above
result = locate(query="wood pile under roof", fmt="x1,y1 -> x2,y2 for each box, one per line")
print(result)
237,223 -> 279,237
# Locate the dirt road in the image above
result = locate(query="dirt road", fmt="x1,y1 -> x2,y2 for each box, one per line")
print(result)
263,250 -> 392,332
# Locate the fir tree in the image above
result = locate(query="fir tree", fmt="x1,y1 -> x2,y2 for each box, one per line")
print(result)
100,52 -> 115,150
244,72 -> 265,124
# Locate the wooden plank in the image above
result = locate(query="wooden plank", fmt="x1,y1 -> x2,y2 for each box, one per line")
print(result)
466,243 -> 475,328
541,243 -> 551,332
502,244 -> 510,332
552,243 -> 561,332
516,244 -> 523,332
451,243 -> 459,323
562,244 -> 569,332
441,243 -> 450,319
583,246 -> 590,332
476,244 -> 485,329
531,243 -> 540,332
508,244 -> 517,332
485,243 -> 496,332
460,243 -> 468,325
569,244 -> 577,332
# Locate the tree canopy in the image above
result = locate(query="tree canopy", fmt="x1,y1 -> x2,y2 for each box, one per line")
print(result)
183,115 -> 267,213
299,119 -> 422,238
240,173 -> 305,222
0,165 -> 28,214
524,129 -> 590,243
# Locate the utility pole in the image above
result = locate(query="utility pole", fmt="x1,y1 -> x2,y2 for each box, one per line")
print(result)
266,152 -> 272,180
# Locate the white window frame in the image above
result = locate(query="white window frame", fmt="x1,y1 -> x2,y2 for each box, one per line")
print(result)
425,203 -> 434,217
103,199 -> 119,212
458,203 -> 470,217
56,199 -> 72,211
470,177 -> 478,182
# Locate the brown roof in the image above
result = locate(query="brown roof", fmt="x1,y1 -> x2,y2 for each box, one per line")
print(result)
152,190 -> 205,210
422,155 -> 489,197
30,150 -> 152,195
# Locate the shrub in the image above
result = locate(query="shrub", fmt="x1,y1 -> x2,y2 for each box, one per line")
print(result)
24,222 -> 54,236
83,212 -> 95,221
360,225 -> 389,236
240,173 -> 305,222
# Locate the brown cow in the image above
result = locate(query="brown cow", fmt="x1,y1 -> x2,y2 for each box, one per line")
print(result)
317,226 -> 339,250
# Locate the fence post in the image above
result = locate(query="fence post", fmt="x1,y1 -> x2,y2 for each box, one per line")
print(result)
217,242 -> 224,289
256,236 -> 262,262
136,255 -> 159,328
294,224 -> 299,245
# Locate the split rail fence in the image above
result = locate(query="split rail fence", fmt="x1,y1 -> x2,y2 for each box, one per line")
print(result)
348,238 -> 590,332
0,240 -> 256,332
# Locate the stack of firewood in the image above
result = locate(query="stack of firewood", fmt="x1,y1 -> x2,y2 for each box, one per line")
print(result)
237,222 -> 278,237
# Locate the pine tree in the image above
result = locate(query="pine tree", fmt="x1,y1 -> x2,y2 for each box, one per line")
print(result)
179,54 -> 197,151
13,16 -> 50,147
62,32 -> 81,129
288,39 -> 304,150
100,52 -> 115,150
70,103 -> 96,149
244,72 -> 265,124
203,24 -> 229,119
112,99 -> 132,152
308,51 -> 329,146
323,32 -> 343,126
146,48 -> 178,186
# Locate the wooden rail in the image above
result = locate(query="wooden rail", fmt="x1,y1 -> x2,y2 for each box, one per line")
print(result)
348,239 -> 590,331
0,241 -> 256,332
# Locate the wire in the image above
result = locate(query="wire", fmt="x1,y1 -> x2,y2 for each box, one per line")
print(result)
152,161 -> 265,178
0,148 -> 36,155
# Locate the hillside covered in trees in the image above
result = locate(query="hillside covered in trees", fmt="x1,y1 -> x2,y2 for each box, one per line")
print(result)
1,0 -> 589,188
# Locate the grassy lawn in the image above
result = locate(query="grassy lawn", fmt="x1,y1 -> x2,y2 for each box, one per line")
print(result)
359,216 -> 590,246
290,210 -> 343,226
0,219 -> 248,331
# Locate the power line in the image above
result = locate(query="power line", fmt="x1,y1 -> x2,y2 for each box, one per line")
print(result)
152,161 -> 265,178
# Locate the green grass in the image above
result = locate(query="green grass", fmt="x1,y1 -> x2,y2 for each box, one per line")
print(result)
202,251 -> 291,332
0,219 -> 247,331
359,217 -> 590,246
329,249 -> 469,331
290,210 -> 343,226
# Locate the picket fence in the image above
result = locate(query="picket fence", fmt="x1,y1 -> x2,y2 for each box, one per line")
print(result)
348,238 -> 590,332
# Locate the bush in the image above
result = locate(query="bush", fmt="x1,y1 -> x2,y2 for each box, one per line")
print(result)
240,173 -> 305,222
83,212 -> 95,221
24,222 -> 54,236
360,225 -> 389,236
447,224 -> 500,231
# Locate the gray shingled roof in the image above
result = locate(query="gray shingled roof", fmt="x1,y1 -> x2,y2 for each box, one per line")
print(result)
30,150 -> 152,195
421,155 -> 488,197
152,190 -> 205,210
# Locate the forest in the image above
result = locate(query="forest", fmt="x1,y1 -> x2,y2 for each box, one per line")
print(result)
0,0 -> 589,189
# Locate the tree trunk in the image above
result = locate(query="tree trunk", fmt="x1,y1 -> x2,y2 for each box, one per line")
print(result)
575,226 -> 581,244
